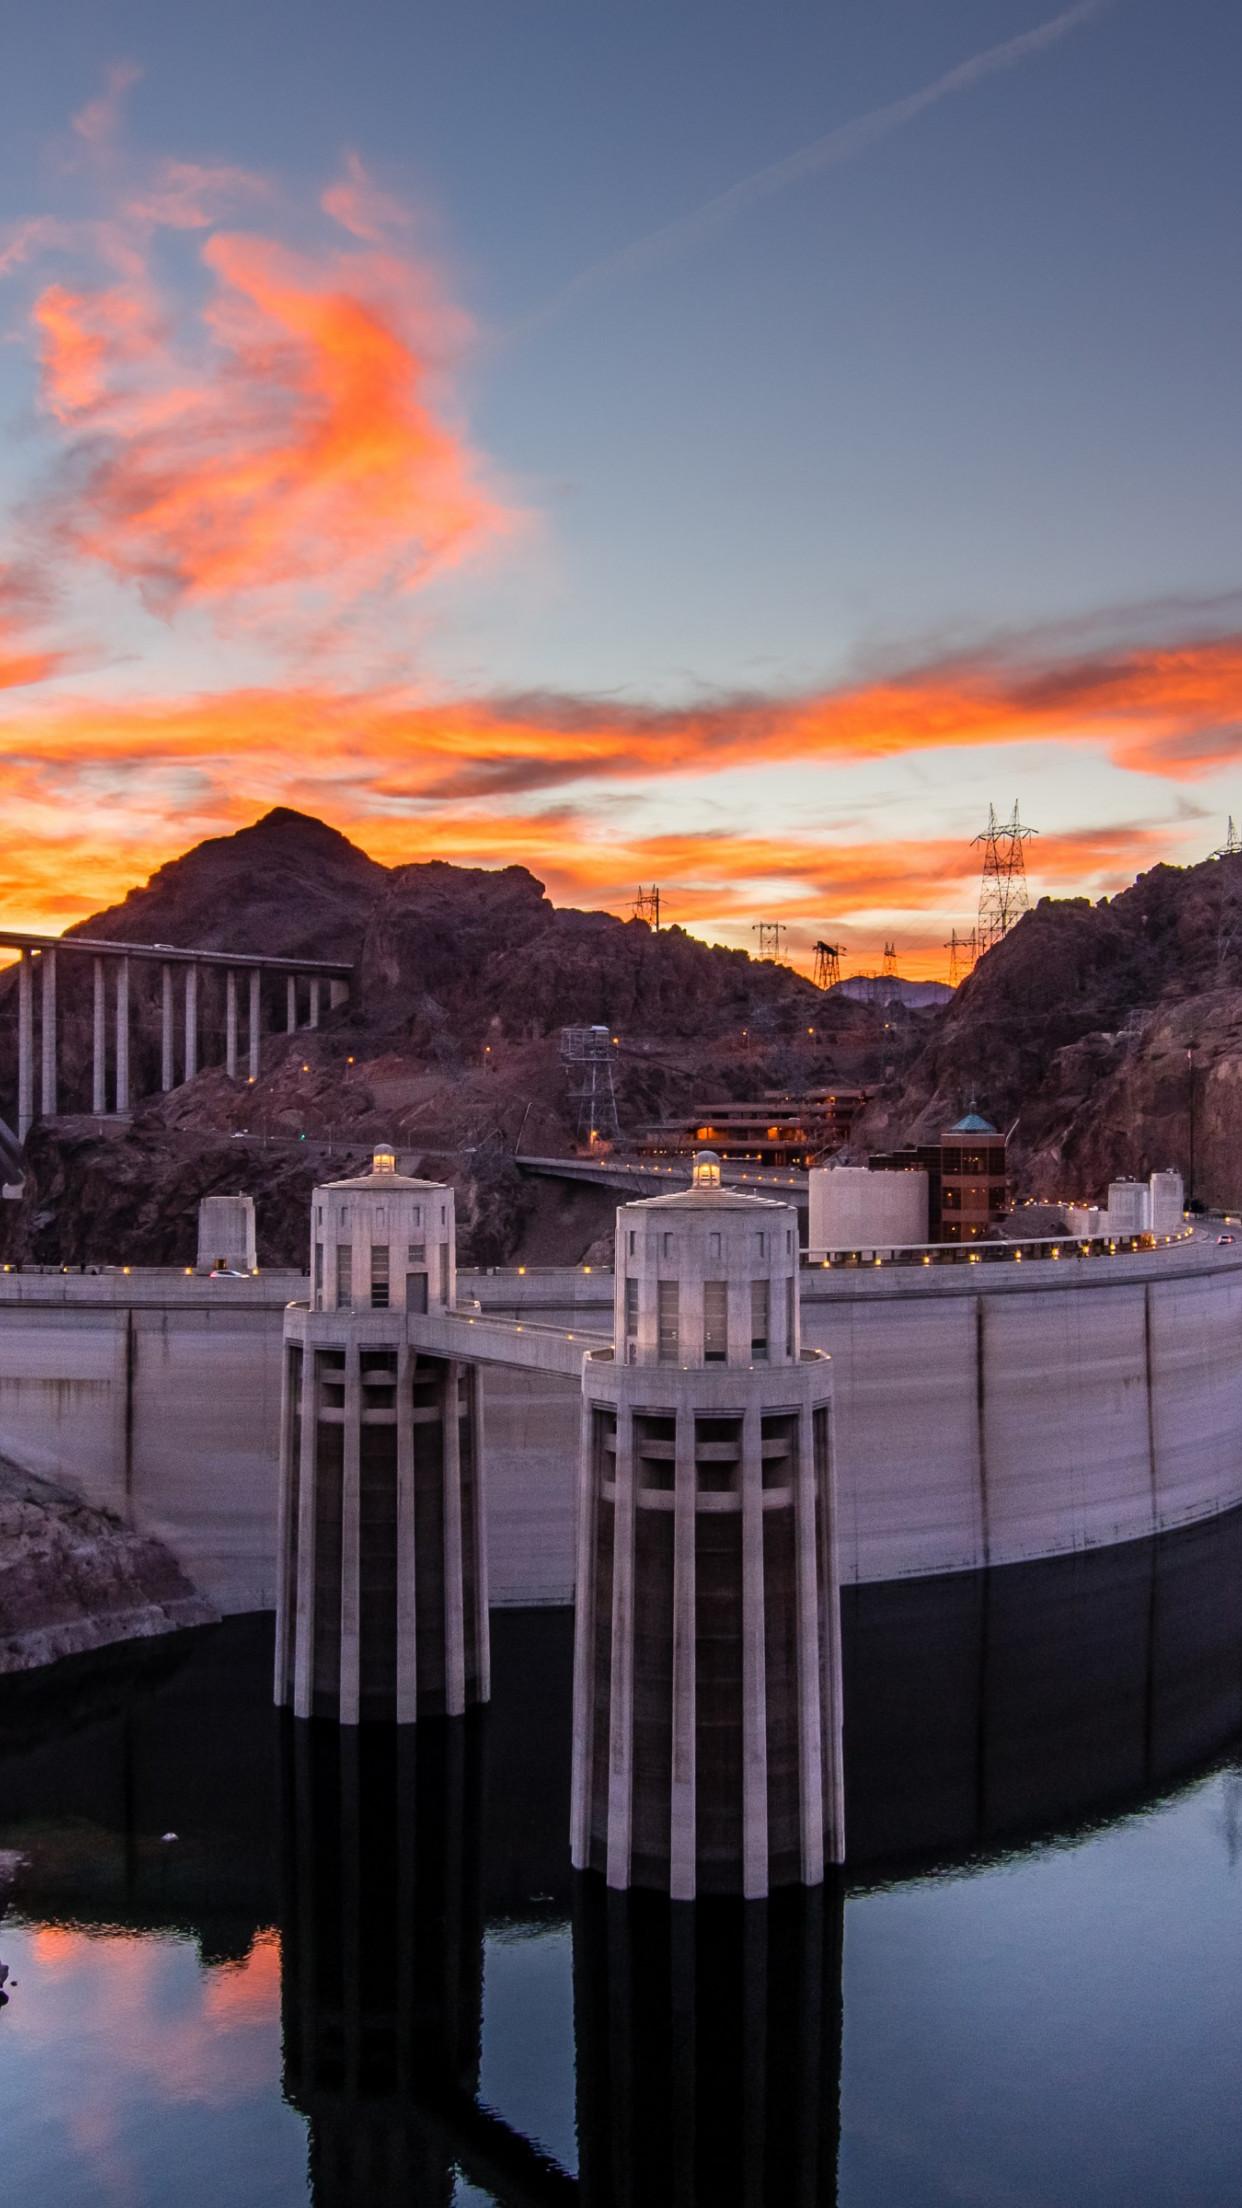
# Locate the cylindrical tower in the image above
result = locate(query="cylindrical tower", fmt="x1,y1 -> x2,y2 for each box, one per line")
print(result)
572,1152 -> 843,1898
277,1148 -> 488,1723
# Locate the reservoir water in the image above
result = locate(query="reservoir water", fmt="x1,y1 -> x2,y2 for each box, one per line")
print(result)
3,1504 -> 1242,2205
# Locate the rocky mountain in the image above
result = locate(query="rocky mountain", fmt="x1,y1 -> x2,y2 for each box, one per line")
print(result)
858,851 -> 1242,1208
0,810 -> 926,1266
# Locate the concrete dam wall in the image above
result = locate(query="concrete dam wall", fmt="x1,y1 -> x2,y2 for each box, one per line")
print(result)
0,1243 -> 1239,1613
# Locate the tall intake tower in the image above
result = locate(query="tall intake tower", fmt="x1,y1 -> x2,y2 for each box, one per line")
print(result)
276,1147 -> 488,1724
571,1151 -> 843,1897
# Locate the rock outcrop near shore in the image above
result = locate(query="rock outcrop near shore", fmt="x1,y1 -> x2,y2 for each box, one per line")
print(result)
0,1454 -> 217,1675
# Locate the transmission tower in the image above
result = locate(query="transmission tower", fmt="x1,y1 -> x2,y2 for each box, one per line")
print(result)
882,941 -> 898,979
1212,818 -> 1242,859
973,803 -> 1037,954
945,928 -> 978,987
560,1025 -> 620,1146
633,884 -> 663,929
752,921 -> 788,962
812,940 -> 845,990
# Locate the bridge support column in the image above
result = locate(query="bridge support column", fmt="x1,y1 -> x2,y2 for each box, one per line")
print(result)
286,974 -> 297,1033
309,977 -> 321,1029
40,947 -> 56,1119
17,950 -> 33,1142
115,957 -> 130,1115
226,969 -> 238,1079
161,964 -> 174,1091
184,964 -> 198,1082
249,968 -> 261,1083
330,979 -> 348,1010
92,958 -> 106,1114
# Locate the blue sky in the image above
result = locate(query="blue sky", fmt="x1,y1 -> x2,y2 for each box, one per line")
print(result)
0,1 -> 1239,969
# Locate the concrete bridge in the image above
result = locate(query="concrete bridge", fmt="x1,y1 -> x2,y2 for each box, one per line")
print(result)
516,1150 -> 808,1201
0,928 -> 351,1142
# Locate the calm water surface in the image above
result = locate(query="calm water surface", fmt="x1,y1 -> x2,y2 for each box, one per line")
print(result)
3,1508 -> 1242,2206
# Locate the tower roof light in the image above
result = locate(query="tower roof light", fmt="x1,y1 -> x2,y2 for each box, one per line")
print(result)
691,1149 -> 722,1189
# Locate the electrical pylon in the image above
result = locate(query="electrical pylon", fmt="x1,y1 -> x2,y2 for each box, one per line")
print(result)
973,803 -> 1037,954
812,940 -> 845,990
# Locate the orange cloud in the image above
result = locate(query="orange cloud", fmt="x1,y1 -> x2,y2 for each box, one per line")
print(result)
30,234 -> 512,624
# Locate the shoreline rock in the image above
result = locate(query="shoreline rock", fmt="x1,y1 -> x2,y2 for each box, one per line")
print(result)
0,1454 -> 218,1677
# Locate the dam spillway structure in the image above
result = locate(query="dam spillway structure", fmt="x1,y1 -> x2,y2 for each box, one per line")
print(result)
276,1148 -> 488,1724
571,1150 -> 844,1899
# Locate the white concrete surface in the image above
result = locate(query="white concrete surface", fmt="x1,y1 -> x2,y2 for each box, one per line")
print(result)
2,1231 -> 1241,1610
808,1164 -> 928,1256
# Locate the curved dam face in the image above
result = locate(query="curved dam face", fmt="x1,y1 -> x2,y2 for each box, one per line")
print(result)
0,1241 -> 1240,1611
801,1245 -> 1242,1582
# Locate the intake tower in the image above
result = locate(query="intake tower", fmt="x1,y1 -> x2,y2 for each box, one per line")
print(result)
276,1149 -> 488,1724
571,1151 -> 843,1897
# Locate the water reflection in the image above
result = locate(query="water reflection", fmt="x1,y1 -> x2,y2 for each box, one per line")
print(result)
574,1882 -> 841,2208
2,1508 -> 1242,2205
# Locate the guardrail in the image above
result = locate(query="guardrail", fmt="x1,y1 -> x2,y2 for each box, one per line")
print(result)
806,1228 -> 1197,1268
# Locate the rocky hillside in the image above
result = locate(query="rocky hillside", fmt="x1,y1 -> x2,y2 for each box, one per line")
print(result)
858,851 -> 1242,1207
0,809 -> 930,1267
0,1453 -> 217,1675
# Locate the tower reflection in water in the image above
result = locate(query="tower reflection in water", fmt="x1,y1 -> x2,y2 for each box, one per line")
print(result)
574,1881 -> 842,2208
279,1709 -> 843,2207
276,1506 -> 1242,2206
280,1718 -> 487,2205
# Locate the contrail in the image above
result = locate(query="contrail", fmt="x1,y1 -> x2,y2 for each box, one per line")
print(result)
519,0 -> 1111,331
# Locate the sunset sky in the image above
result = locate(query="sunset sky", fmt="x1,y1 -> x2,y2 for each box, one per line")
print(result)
1,0 -> 1240,977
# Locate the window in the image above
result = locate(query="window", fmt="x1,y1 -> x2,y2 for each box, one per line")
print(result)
313,1242 -> 323,1304
375,1206 -> 386,1229
370,1244 -> 390,1309
439,1243 -> 450,1303
624,1277 -> 638,1337
440,1206 -> 447,1226
338,1204 -> 351,1227
661,1231 -> 674,1258
657,1279 -> 680,1362
406,1272 -> 428,1314
757,1231 -> 768,1258
412,1206 -> 422,1229
708,1230 -> 721,1259
704,1280 -> 728,1362
315,1205 -> 323,1228
407,1242 -> 426,1263
628,1229 -> 636,1257
750,1278 -> 770,1360
336,1245 -> 353,1307
786,1275 -> 795,1359
786,1229 -> 793,1255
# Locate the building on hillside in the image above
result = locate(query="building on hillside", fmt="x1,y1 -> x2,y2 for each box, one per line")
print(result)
637,1087 -> 866,1170
859,1109 -> 1009,1245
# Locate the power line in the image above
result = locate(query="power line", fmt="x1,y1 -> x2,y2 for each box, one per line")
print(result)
632,884 -> 663,929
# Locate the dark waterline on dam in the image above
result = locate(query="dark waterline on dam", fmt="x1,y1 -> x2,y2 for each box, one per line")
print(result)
3,1506 -> 1242,2205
